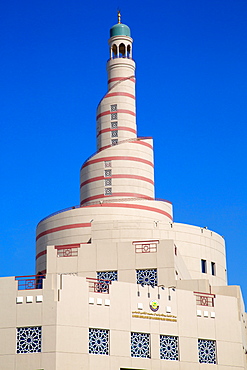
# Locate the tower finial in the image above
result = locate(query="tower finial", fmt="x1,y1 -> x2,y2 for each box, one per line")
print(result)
118,10 -> 121,24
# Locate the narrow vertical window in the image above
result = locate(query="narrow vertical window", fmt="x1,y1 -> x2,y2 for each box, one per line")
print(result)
119,43 -> 126,58
112,44 -> 117,59
127,44 -> 131,58
201,259 -> 207,274
211,262 -> 216,276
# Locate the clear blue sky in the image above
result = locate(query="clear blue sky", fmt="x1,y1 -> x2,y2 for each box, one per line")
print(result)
1,0 -> 247,301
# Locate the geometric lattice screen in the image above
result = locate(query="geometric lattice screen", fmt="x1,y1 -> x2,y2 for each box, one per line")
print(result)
89,328 -> 109,355
198,339 -> 216,364
97,271 -> 118,282
136,269 -> 157,287
131,332 -> 150,358
16,327 -> 42,353
160,335 -> 179,360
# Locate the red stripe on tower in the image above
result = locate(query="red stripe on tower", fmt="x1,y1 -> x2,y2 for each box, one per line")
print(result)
82,156 -> 154,169
80,193 -> 154,205
97,109 -> 136,120
80,174 -> 154,188
36,223 -> 91,241
108,77 -> 136,84
82,202 -> 173,221
97,127 -> 136,137
105,92 -> 135,99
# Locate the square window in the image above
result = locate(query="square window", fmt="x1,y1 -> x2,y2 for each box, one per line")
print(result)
198,339 -> 216,364
17,327 -> 42,354
111,113 -> 117,120
111,139 -> 118,146
105,178 -> 112,186
131,332 -> 150,358
136,269 -> 157,287
160,335 -> 179,360
111,121 -> 118,129
104,160 -> 111,168
104,188 -> 112,195
89,328 -> 109,355
201,259 -> 207,273
104,169 -> 112,177
111,130 -> 118,137
211,262 -> 216,276
110,104 -> 117,112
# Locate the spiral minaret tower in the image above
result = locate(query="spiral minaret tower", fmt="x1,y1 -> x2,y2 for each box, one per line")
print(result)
35,15 -> 174,274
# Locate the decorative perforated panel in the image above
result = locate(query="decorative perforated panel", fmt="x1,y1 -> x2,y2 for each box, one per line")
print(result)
198,339 -> 216,364
104,188 -> 112,195
17,327 -> 42,354
111,130 -> 118,137
160,335 -> 179,360
136,269 -> 157,287
131,332 -> 150,358
110,104 -> 117,112
111,121 -> 118,128
104,160 -> 111,167
104,169 -> 112,177
89,328 -> 109,355
105,179 -> 112,186
97,271 -> 118,282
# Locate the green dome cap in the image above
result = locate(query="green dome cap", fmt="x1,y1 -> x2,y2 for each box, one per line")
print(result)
110,23 -> 131,37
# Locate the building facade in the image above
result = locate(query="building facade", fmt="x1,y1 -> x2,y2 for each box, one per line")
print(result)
0,15 -> 247,370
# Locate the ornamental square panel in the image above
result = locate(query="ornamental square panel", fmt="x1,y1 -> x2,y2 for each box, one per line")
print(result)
198,339 -> 216,364
111,130 -> 118,137
111,121 -> 118,129
89,328 -> 109,355
111,139 -> 118,146
104,160 -> 111,167
160,335 -> 179,360
111,113 -> 117,120
57,247 -> 78,257
131,332 -> 150,358
110,104 -> 117,112
17,327 -> 42,354
136,269 -> 157,287
105,178 -> 112,186
104,188 -> 112,195
134,242 -> 158,253
104,169 -> 112,177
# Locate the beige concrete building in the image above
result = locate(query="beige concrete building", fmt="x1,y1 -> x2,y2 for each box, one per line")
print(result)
0,14 -> 247,370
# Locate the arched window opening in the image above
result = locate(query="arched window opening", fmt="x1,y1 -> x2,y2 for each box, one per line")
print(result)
112,44 -> 117,59
119,43 -> 126,58
127,45 -> 131,59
